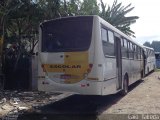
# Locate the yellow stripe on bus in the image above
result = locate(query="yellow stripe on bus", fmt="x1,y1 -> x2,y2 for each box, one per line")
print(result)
42,51 -> 90,84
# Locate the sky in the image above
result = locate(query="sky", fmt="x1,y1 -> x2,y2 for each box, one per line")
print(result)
102,0 -> 160,45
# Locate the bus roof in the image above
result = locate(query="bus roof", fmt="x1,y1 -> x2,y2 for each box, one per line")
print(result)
142,45 -> 154,50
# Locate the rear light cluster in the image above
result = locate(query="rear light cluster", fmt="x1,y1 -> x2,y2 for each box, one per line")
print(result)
41,64 -> 46,72
80,83 -> 90,87
87,64 -> 93,73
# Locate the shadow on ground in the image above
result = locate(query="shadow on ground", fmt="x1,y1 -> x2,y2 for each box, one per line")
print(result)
18,79 -> 144,120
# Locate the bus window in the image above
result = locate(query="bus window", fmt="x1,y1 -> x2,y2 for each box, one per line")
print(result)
131,43 -> 134,59
101,28 -> 114,56
135,45 -> 138,59
141,49 -> 143,59
129,42 -> 134,59
121,39 -> 124,47
108,30 -> 114,44
133,44 -> 137,59
132,44 -> 135,59
137,47 -> 141,59
101,28 -> 107,42
128,42 -> 131,58
140,48 -> 143,59
41,17 -> 93,52
121,39 -> 128,58
124,39 -> 127,47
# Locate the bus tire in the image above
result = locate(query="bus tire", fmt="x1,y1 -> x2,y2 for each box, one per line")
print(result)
120,76 -> 128,96
141,70 -> 144,78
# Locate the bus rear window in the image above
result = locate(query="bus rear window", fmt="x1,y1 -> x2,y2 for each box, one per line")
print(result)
41,17 -> 93,52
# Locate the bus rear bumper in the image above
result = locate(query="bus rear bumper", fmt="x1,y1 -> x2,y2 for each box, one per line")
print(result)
38,79 -> 103,95
38,78 -> 117,96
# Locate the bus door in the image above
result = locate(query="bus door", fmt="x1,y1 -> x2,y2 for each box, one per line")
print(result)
115,36 -> 122,90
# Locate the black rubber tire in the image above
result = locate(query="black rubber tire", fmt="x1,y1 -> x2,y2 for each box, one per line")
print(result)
141,70 -> 144,78
120,76 -> 128,96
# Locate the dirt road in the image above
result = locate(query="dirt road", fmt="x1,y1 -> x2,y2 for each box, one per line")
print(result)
101,71 -> 160,114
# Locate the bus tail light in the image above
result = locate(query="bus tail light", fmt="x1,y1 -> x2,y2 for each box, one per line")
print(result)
87,64 -> 93,73
41,64 -> 46,72
81,84 -> 86,87
80,83 -> 90,87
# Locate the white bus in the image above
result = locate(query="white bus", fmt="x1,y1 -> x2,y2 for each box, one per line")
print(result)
38,15 -> 144,95
143,46 -> 156,75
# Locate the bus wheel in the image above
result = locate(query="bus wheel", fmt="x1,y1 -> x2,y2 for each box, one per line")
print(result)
141,70 -> 144,78
120,76 -> 128,96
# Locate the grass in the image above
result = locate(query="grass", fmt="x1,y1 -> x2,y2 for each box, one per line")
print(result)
155,68 -> 160,72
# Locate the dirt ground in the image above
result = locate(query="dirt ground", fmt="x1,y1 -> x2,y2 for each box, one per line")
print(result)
101,71 -> 160,114
0,91 -> 72,118
1,71 -> 160,120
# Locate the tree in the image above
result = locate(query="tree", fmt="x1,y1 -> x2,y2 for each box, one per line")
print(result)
1,0 -> 45,73
0,0 -> 22,48
144,41 -> 160,52
37,0 -> 62,19
80,0 -> 99,15
28,0 -> 139,37
151,41 -> 160,52
143,41 -> 151,47
4,0 -> 44,51
65,0 -> 81,16
100,0 -> 139,37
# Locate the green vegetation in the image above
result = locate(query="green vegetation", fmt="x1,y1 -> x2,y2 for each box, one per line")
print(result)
100,0 -> 138,37
0,0 -> 139,55
143,41 -> 160,52
155,69 -> 160,72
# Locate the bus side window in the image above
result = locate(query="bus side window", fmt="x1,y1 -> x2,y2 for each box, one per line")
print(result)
130,42 -> 134,59
124,39 -> 127,48
140,48 -> 143,59
108,30 -> 114,44
121,38 -> 124,47
128,42 -> 132,59
101,28 -> 107,42
137,47 -> 141,59
134,45 -> 137,59
141,49 -> 143,59
137,47 -> 139,59
121,39 -> 128,58
101,28 -> 115,56
132,44 -> 135,59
